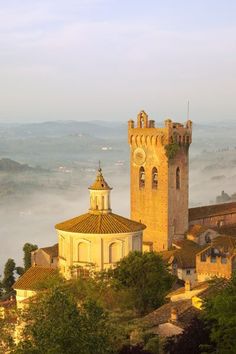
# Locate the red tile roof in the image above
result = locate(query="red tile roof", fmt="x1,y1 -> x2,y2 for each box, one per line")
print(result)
189,202 -> 236,221
55,212 -> 146,234
13,266 -> 56,291
41,243 -> 58,258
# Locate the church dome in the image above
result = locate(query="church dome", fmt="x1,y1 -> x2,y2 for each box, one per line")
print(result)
55,212 -> 146,234
55,167 -> 145,234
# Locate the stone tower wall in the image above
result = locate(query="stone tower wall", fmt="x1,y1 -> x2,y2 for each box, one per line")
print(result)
128,111 -> 192,251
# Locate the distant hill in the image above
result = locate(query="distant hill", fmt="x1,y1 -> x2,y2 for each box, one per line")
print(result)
0,158 -> 36,172
0,121 -> 127,139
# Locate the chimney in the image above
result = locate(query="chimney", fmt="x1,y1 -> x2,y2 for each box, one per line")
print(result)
185,280 -> 191,292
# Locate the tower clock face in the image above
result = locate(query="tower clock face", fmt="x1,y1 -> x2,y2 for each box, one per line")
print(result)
133,148 -> 146,165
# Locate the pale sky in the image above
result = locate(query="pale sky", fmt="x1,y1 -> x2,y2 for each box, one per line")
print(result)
0,0 -> 236,123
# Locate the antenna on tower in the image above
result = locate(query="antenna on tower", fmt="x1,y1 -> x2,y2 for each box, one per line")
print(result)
187,100 -> 190,120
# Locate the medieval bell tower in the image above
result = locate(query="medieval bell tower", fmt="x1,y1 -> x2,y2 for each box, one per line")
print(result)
128,111 -> 192,251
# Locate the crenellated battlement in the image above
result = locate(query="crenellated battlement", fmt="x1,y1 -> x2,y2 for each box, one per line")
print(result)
128,110 -> 192,147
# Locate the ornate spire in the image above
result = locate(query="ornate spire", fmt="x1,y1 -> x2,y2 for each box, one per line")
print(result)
89,165 -> 112,191
89,165 -> 112,213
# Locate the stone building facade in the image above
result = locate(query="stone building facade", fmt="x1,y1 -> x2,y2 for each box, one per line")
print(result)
128,111 -> 192,251
196,236 -> 236,281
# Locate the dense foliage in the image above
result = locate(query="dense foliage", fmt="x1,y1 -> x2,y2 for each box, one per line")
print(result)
1,252 -> 174,352
1,258 -> 16,293
14,287 -> 118,354
202,275 -> 236,354
110,251 -> 174,314
163,317 -> 212,354
23,242 -> 38,271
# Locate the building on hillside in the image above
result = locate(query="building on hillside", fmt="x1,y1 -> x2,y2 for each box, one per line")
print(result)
55,167 -> 146,279
196,235 -> 236,281
161,239 -> 202,284
128,110 -> 192,252
186,224 -> 219,245
13,266 -> 56,308
189,202 -> 236,227
31,244 -> 58,268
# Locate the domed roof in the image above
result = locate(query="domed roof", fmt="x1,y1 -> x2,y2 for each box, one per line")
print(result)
55,212 -> 146,234
89,168 -> 112,190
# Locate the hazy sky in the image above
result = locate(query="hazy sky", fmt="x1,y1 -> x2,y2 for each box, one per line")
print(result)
0,0 -> 236,123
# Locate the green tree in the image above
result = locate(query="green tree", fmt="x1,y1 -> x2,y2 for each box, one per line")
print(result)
163,317 -> 213,354
15,266 -> 24,276
110,251 -> 174,314
2,258 -> 16,293
0,317 -> 15,353
202,275 -> 236,354
15,287 -> 118,354
23,243 -> 38,271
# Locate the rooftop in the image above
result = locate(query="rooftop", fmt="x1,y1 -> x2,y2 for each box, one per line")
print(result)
41,243 -> 58,258
189,202 -> 236,221
89,167 -> 112,190
13,266 -> 57,291
55,212 -> 146,234
197,235 -> 236,255
161,239 -> 202,269
188,224 -> 209,237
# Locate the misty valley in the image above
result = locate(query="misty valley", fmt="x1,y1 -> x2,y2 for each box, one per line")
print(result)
0,120 -> 236,273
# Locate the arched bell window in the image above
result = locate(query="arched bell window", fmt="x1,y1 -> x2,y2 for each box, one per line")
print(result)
176,167 -> 180,189
139,167 -> 145,189
152,167 -> 158,189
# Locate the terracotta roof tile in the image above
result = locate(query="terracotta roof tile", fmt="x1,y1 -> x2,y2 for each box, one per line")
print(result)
189,202 -> 236,221
41,243 -> 58,257
188,224 -> 209,237
142,300 -> 192,327
13,266 -> 56,291
161,240 -> 202,269
217,223 -> 236,236
55,212 -> 146,234
197,235 -> 236,256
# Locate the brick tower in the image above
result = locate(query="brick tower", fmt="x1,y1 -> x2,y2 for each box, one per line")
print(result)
128,111 -> 192,251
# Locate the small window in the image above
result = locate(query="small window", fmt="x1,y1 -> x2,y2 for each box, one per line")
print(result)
152,167 -> 158,189
201,253 -> 206,262
139,167 -> 145,189
176,167 -> 180,189
211,256 -> 216,263
221,257 -> 227,264
186,269 -> 191,275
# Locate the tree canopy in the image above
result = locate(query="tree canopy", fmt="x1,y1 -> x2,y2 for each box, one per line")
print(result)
1,258 -> 16,294
23,243 -> 38,271
202,275 -> 236,354
110,251 -> 174,314
14,287 -> 118,354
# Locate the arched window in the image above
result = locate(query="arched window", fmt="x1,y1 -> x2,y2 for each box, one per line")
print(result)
78,242 -> 89,263
152,167 -> 158,189
139,167 -> 145,189
176,167 -> 180,189
109,242 -> 121,263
